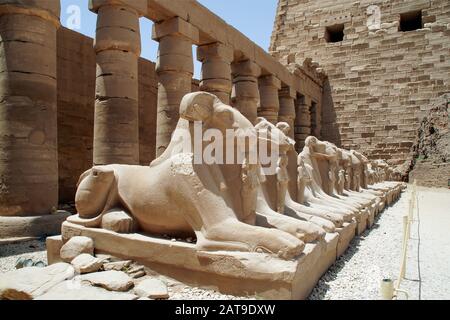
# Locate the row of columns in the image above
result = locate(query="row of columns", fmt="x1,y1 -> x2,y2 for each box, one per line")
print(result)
0,0 -> 321,220
88,2 -> 319,160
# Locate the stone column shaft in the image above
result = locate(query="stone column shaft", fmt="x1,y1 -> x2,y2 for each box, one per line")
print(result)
278,86 -> 296,139
231,60 -> 261,124
153,17 -> 198,156
0,1 -> 60,216
197,43 -> 233,104
90,0 -> 147,165
258,75 -> 281,124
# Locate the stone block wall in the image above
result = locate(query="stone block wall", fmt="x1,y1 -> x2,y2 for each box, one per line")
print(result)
138,59 -> 158,166
271,0 -> 450,166
57,28 -> 95,203
57,28 -> 158,203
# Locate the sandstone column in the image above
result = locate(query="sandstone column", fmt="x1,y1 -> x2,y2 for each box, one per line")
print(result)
294,96 -> 312,152
278,86 -> 296,139
197,43 -> 234,104
258,75 -> 281,124
231,60 -> 261,124
0,1 -> 60,216
153,17 -> 198,156
90,0 -> 147,165
0,1 -> 71,239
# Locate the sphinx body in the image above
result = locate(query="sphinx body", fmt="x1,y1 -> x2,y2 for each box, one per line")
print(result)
256,120 -> 345,231
70,92 -> 310,260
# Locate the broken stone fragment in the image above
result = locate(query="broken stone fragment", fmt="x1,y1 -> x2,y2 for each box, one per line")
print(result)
71,254 -> 104,274
134,279 -> 169,299
0,263 -> 75,300
126,265 -> 146,278
79,270 -> 133,292
101,209 -> 135,233
103,260 -> 132,271
60,236 -> 94,263
35,280 -> 138,300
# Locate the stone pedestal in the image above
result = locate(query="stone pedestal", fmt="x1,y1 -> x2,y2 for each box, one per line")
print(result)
153,17 -> 198,156
90,0 -> 147,165
197,43 -> 234,104
0,211 -> 71,244
59,221 -> 340,299
278,86 -> 296,138
258,75 -> 281,124
0,2 -> 59,220
231,60 -> 261,124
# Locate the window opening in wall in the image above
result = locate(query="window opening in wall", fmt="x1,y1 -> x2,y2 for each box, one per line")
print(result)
399,10 -> 422,32
325,24 -> 344,43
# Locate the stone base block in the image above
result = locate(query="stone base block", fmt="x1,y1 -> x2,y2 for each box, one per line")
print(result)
356,211 -> 369,235
46,235 -> 64,265
60,221 -> 339,299
0,211 -> 71,241
367,209 -> 375,228
336,220 -> 357,257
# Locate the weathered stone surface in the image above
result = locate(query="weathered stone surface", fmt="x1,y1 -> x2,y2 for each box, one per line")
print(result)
79,270 -> 133,292
60,236 -> 94,262
0,263 -> 75,300
134,279 -> 169,299
71,254 -> 104,274
35,280 -> 138,300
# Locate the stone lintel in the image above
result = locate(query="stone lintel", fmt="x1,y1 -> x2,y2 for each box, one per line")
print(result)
197,42 -> 234,63
89,0 -> 148,16
152,16 -> 199,44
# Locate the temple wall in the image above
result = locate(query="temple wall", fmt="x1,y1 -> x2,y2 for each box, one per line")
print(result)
271,0 -> 450,165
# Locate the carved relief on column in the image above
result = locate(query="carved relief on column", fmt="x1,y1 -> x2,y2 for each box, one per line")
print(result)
197,43 -> 234,104
258,75 -> 281,124
0,1 -> 61,216
294,96 -> 312,152
153,17 -> 198,156
90,0 -> 147,165
231,60 -> 261,125
278,86 -> 296,139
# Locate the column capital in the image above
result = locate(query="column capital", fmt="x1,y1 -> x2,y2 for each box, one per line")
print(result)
152,17 -> 199,43
279,85 -> 297,99
259,74 -> 281,89
89,0 -> 148,16
197,43 -> 234,63
231,60 -> 261,78
0,1 -> 61,26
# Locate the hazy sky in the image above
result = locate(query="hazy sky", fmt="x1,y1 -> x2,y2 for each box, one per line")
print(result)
60,0 -> 278,78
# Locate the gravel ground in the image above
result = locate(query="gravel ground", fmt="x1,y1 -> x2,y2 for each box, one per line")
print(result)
3,185 -> 447,300
308,186 -> 418,300
0,239 -> 47,273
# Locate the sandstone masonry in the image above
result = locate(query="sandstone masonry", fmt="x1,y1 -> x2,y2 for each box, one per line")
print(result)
271,0 -> 450,166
